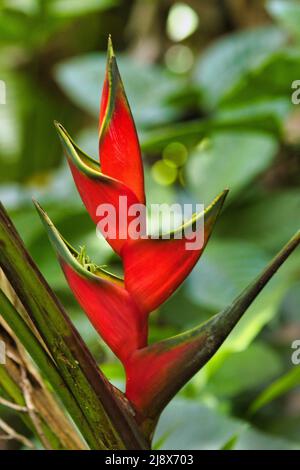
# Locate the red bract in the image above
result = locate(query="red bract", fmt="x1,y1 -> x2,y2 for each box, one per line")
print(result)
35,38 -> 228,428
99,40 -> 145,205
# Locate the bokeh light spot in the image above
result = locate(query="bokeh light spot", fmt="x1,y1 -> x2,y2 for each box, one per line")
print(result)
165,45 -> 194,74
151,160 -> 178,186
167,3 -> 199,42
163,142 -> 188,168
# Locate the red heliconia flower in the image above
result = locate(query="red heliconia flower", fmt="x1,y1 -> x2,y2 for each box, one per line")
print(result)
35,38 -> 228,430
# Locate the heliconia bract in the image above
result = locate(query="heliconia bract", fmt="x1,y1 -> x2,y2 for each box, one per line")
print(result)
35,37 -> 228,432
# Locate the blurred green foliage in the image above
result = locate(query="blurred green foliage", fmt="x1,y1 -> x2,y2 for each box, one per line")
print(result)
0,0 -> 300,450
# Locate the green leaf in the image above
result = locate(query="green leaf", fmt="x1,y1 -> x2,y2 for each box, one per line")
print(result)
54,53 -> 183,128
187,238 -> 299,371
267,0 -> 300,41
49,0 -> 119,17
193,26 -> 287,109
154,399 -> 299,450
250,366 -> 300,415
186,131 -> 278,205
159,288 -> 210,329
221,48 -> 300,107
215,97 -> 291,131
207,342 -> 283,398
2,0 -> 39,16
155,399 -> 241,450
141,111 -> 282,153
187,239 -> 270,311
217,190 -> 300,252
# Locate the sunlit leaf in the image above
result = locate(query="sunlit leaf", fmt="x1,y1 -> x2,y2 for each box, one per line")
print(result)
193,26 -> 287,108
49,0 -> 118,18
267,0 -> 300,41
186,131 -> 278,205
55,53 -> 183,128
154,399 -> 299,450
217,190 -> 300,251
207,342 -> 283,398
250,366 -> 300,414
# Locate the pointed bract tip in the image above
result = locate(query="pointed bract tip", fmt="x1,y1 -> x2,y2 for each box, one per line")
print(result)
199,188 -> 228,235
53,121 -> 70,145
33,199 -> 54,233
107,35 -> 115,59
209,188 -> 229,211
53,120 -> 66,138
34,200 -> 122,284
32,198 -> 44,216
219,187 -> 229,206
53,122 -> 76,156
205,188 -> 229,218
33,201 -> 85,276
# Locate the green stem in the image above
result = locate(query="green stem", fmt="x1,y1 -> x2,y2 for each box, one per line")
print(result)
0,360 -> 67,449
135,230 -> 300,428
0,203 -> 148,450
0,289 -> 91,449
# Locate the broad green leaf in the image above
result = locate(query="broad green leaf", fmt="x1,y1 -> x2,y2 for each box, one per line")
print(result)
281,281 -> 300,322
267,0 -> 300,41
2,0 -> 39,15
0,70 -> 80,183
55,53 -> 183,128
141,109 -> 282,153
0,163 -> 83,210
154,399 -> 300,450
217,190 -> 300,252
193,26 -> 287,109
235,426 -> 300,450
0,10 -> 32,42
221,48 -> 300,107
49,0 -> 118,17
186,131 -> 278,205
207,342 -> 283,398
155,399 -> 241,450
159,288 -> 211,329
186,237 -> 299,378
187,239 -> 269,311
76,127 -> 98,159
250,366 -> 300,414
215,97 -> 291,131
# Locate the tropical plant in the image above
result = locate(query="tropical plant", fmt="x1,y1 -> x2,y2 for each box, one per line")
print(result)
0,38 -> 299,450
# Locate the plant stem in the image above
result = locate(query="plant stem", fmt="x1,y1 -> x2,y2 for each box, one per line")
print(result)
0,290 -> 87,449
0,203 -> 148,450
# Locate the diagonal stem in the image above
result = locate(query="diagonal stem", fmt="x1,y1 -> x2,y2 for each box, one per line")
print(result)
0,202 -> 148,450
128,230 -> 300,435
